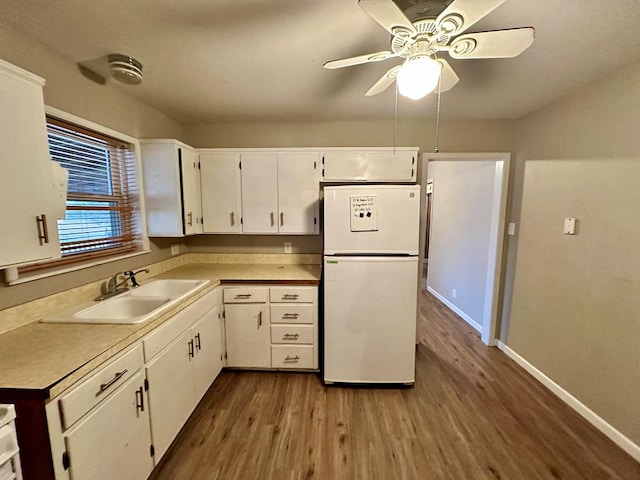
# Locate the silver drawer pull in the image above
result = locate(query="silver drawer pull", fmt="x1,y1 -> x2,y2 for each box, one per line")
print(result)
99,369 -> 128,393
282,313 -> 299,319
284,355 -> 300,362
283,333 -> 299,339
282,294 -> 299,300
235,293 -> 252,299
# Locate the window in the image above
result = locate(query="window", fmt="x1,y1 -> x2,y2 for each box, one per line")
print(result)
20,116 -> 144,273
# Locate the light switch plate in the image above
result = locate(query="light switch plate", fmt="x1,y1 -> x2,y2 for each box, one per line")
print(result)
507,222 -> 516,236
563,218 -> 576,235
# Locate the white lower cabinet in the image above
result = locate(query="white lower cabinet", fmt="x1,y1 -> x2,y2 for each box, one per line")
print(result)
63,370 -> 152,480
46,287 -> 225,480
225,303 -> 271,368
47,344 -> 152,480
143,287 -> 223,464
223,285 -> 318,371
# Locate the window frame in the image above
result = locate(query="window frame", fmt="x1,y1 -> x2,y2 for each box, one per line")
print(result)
11,107 -> 150,283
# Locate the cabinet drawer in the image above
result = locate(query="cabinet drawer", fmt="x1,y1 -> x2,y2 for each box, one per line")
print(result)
224,287 -> 268,303
143,288 -> 218,362
269,287 -> 315,303
271,325 -> 314,344
59,344 -> 143,430
270,304 -> 314,324
271,345 -> 314,369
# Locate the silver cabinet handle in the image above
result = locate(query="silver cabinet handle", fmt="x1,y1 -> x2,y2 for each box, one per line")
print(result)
230,211 -> 235,226
282,313 -> 299,319
99,369 -> 128,393
258,311 -> 263,328
280,212 -> 284,226
195,332 -> 201,351
36,214 -> 49,244
283,333 -> 299,340
187,212 -> 193,226
270,212 -> 275,226
188,339 -> 195,359
235,293 -> 252,299
282,294 -> 299,300
284,355 -> 300,362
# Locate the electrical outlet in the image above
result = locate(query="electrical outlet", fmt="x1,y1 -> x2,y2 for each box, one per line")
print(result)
452,289 -> 457,298
170,244 -> 180,255
284,242 -> 292,254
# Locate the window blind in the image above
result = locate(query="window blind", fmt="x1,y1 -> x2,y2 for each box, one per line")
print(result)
19,117 -> 142,273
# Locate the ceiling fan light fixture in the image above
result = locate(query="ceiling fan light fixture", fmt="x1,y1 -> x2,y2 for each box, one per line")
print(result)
108,54 -> 143,85
397,56 -> 441,100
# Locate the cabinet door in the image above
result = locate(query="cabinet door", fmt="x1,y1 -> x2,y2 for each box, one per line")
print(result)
179,146 -> 202,235
277,152 -> 320,234
64,371 -> 153,480
240,153 -> 278,233
323,150 -> 417,182
0,61 -> 60,267
200,153 -> 242,233
145,329 -> 196,463
192,305 -> 224,402
225,304 -> 271,368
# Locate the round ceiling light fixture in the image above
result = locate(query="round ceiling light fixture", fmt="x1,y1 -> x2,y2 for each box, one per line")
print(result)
396,56 -> 441,100
108,54 -> 143,85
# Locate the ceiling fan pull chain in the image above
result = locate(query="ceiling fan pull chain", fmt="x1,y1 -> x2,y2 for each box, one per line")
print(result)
434,67 -> 443,153
393,82 -> 399,155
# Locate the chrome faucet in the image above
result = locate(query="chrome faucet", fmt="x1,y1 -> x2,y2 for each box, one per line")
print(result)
95,268 -> 150,301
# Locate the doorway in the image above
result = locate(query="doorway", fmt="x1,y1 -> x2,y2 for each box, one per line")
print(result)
418,153 -> 510,345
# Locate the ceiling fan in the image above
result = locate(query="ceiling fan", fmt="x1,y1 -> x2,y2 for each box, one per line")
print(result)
324,0 -> 534,99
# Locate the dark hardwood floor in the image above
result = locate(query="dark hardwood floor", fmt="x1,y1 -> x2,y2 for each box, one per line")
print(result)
150,290 -> 640,480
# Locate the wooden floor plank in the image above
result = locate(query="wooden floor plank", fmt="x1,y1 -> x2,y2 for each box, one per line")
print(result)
150,290 -> 640,480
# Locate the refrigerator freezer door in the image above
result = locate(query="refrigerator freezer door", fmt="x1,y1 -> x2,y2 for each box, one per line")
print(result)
323,185 -> 421,255
323,256 -> 418,384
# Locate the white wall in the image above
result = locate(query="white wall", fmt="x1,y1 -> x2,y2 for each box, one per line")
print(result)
426,160 -> 498,329
0,21 -> 186,313
505,59 -> 640,447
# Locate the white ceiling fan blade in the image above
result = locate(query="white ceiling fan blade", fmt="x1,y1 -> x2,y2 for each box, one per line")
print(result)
449,28 -> 535,59
365,65 -> 401,96
436,0 -> 506,36
323,51 -> 399,69
436,59 -> 459,92
358,0 -> 417,40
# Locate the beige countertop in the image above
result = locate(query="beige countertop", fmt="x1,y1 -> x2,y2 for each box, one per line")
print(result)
0,262 -> 321,399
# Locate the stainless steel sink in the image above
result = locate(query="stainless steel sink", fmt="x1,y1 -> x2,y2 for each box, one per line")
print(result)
42,278 -> 210,325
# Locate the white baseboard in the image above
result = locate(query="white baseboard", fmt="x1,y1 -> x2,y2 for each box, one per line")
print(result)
497,341 -> 640,463
427,286 -> 482,333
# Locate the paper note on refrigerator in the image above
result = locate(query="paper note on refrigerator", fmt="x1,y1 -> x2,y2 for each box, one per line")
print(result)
350,194 -> 378,231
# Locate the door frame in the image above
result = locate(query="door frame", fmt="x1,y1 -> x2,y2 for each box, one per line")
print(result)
418,152 -> 510,346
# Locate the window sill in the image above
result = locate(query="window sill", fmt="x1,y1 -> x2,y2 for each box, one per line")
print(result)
5,250 -> 152,286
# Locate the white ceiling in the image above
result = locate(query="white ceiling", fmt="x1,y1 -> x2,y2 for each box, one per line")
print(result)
5,0 -> 640,123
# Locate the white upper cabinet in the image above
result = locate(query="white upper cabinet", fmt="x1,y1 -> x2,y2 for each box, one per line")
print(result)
240,153 -> 279,234
239,151 -> 320,235
140,140 -> 202,237
277,152 -> 320,234
322,148 -> 418,182
200,152 -> 242,233
0,60 -> 61,268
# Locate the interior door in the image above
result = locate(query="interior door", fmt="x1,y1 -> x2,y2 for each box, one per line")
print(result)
240,153 -> 278,233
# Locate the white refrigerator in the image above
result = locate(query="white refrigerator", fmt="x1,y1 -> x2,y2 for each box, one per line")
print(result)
323,185 -> 420,385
